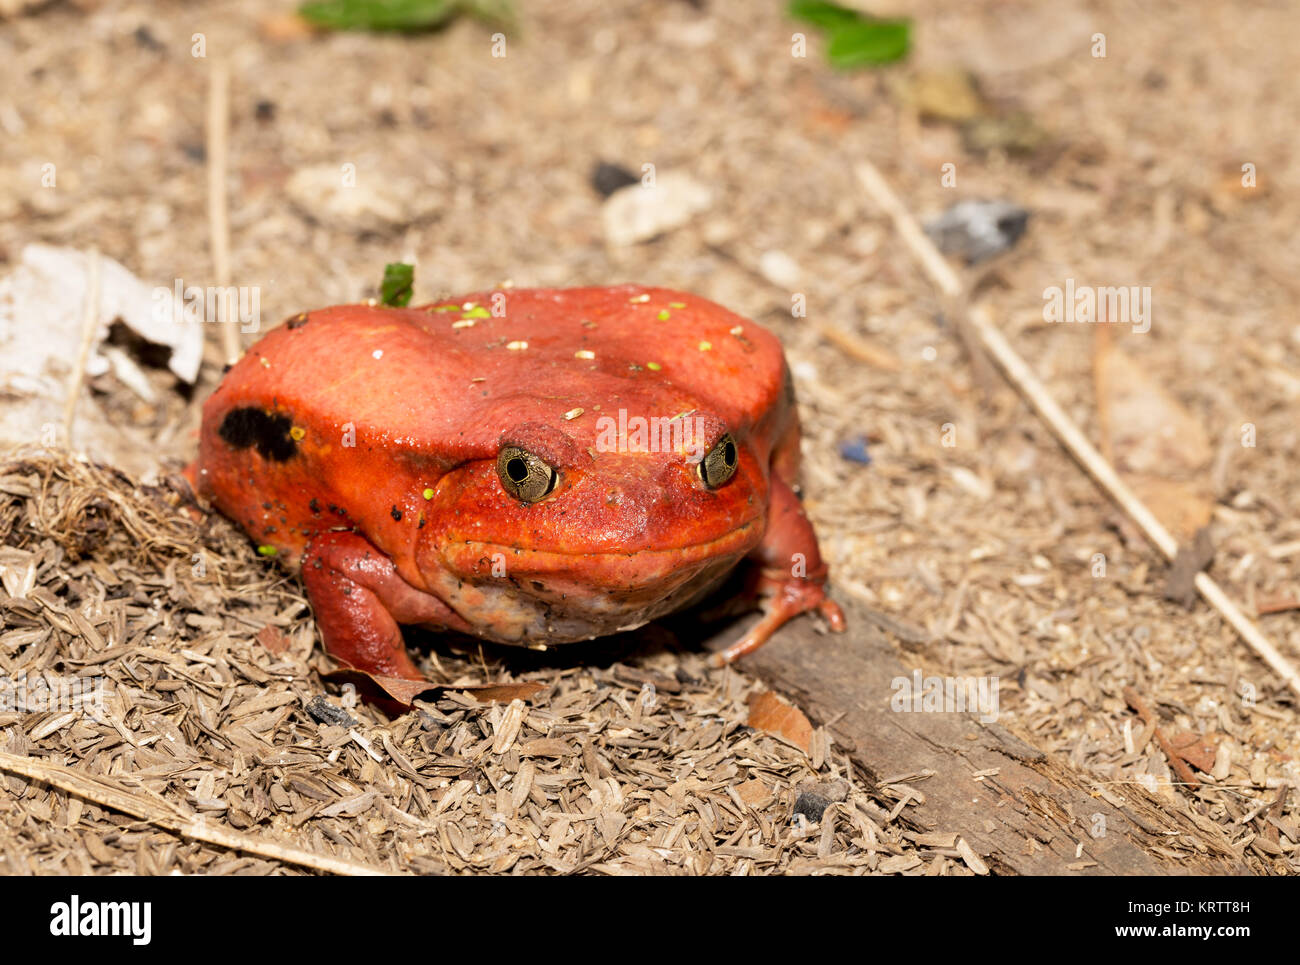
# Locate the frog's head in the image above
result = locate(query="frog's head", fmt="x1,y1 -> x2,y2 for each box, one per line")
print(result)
415,411 -> 768,645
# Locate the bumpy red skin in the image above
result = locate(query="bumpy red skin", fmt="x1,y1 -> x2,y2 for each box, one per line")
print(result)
191,285 -> 844,686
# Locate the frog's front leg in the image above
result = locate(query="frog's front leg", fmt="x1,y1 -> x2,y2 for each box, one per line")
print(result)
301,531 -> 466,681
712,476 -> 845,665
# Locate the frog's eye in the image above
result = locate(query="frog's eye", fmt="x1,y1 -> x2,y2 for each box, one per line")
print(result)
698,433 -> 739,489
497,446 -> 558,502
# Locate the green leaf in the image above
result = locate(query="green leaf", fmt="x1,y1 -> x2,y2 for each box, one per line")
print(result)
826,18 -> 910,67
298,0 -> 512,32
787,0 -> 862,31
380,263 -> 415,307
788,1 -> 911,69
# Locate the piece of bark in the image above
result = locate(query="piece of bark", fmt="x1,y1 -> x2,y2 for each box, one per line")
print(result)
1163,527 -> 1215,609
679,598 -> 1247,875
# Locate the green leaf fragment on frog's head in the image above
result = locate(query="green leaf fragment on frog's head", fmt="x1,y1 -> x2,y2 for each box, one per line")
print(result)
380,262 -> 415,307
657,310 -> 670,320
431,304 -> 461,312
461,306 -> 492,318
669,302 -> 686,309
257,545 -> 277,557
422,488 -> 435,500
646,361 -> 662,371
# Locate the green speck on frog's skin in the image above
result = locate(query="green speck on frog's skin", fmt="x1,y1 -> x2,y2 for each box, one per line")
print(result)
657,309 -> 670,321
422,487 -> 435,500
257,545 -> 277,557
461,306 -> 491,319
698,341 -> 712,351
646,361 -> 662,371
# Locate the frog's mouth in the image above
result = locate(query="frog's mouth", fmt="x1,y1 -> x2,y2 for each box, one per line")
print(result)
424,518 -> 762,645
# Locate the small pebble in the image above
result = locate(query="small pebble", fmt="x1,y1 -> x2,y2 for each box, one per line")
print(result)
924,199 -> 1029,265
793,790 -> 832,822
305,695 -> 357,729
838,436 -> 872,465
590,161 -> 640,198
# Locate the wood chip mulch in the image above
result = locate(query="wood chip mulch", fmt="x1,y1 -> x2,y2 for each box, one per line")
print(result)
0,451 -> 950,875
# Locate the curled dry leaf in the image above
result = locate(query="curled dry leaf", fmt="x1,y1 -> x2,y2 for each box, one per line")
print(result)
1165,730 -> 1217,774
322,667 -> 545,707
747,690 -> 813,754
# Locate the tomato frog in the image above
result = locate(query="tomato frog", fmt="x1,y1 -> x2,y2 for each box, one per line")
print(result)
188,285 -> 845,690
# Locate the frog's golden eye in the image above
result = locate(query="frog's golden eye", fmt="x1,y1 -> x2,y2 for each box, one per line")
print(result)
698,433 -> 739,489
497,446 -> 558,502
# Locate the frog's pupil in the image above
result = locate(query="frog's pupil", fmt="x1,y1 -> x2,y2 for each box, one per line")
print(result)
723,440 -> 736,467
507,457 -> 529,483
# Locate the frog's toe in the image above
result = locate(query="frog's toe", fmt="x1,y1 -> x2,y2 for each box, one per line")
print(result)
710,576 -> 843,666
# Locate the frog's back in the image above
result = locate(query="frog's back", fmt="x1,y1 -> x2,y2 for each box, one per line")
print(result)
195,285 -> 793,569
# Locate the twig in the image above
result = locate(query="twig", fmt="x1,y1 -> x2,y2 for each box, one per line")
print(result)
206,58 -> 239,366
854,160 -> 1300,700
1123,687 -> 1199,787
811,320 -> 902,371
61,248 -> 101,446
0,750 -> 395,876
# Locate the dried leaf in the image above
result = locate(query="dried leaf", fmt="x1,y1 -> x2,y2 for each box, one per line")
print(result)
1166,730 -> 1217,774
323,667 -> 544,707
323,668 -> 439,706
747,691 -> 813,754
1094,330 -> 1213,542
464,681 -> 545,703
256,625 -> 289,655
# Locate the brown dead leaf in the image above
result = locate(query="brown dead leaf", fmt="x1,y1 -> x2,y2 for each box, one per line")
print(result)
323,668 -> 545,708
323,668 -> 440,706
1166,730 -> 1217,774
735,778 -> 774,808
1094,328 -> 1213,542
747,691 -> 813,754
255,625 -> 289,655
462,681 -> 546,703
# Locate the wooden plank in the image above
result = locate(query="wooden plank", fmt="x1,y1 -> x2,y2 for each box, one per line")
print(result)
688,598 -> 1249,875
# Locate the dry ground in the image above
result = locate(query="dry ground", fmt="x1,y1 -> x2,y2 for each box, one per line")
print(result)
0,0 -> 1297,873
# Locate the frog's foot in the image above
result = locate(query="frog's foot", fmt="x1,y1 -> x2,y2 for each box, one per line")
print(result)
710,473 -> 845,665
301,531 -> 465,683
710,568 -> 845,666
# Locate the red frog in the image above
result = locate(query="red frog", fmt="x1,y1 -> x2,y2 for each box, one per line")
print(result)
189,285 -> 844,687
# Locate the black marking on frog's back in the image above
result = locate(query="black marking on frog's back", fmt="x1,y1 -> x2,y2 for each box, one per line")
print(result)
219,407 -> 298,462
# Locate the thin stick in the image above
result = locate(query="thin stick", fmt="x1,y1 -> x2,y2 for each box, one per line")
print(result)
812,320 -> 902,371
206,58 -> 239,365
61,248 -> 101,446
0,750 -> 394,876
854,161 -> 1300,699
